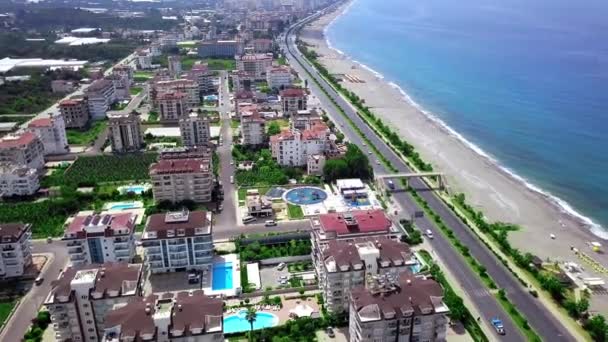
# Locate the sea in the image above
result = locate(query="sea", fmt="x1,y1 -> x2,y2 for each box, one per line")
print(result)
325,0 -> 608,237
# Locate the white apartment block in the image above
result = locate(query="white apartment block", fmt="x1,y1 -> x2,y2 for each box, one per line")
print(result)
137,52 -> 153,70
0,223 -> 32,278
314,236 -> 414,313
44,263 -> 143,342
103,291 -> 223,341
108,112 -> 143,153
106,74 -> 131,101
26,113 -> 69,155
60,97 -> 90,129
236,53 -> 273,80
149,158 -> 213,203
0,132 -> 45,170
280,88 -> 307,116
0,162 -> 39,197
85,79 -> 117,120
269,122 -> 330,167
154,79 -> 200,108
240,106 -> 266,146
267,65 -> 293,89
349,273 -> 449,342
63,212 -> 138,266
142,210 -> 214,273
158,92 -> 190,122
179,111 -> 211,147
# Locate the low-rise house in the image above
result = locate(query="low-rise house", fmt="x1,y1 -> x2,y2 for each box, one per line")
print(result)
26,113 -> 69,155
0,132 -> 45,170
0,162 -> 39,197
246,191 -> 273,217
0,223 -> 32,278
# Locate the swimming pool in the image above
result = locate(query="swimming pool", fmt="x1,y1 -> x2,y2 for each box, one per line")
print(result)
223,310 -> 279,334
212,262 -> 233,290
408,263 -> 422,274
104,201 -> 144,211
283,187 -> 328,205
118,184 -> 150,195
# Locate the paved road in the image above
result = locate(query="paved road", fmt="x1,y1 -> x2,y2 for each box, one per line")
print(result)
285,8 -> 575,342
0,240 -> 69,342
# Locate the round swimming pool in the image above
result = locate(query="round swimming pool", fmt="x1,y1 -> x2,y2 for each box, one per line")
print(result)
223,310 -> 279,334
283,187 -> 328,205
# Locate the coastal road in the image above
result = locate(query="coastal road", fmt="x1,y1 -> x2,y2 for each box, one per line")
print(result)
0,240 -> 69,342
284,7 -> 575,342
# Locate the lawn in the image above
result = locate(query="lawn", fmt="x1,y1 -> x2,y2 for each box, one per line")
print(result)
0,300 -> 17,326
204,58 -> 236,70
66,120 -> 107,145
230,119 -> 240,129
237,186 -> 270,201
64,153 -> 158,186
287,204 -> 304,220
181,56 -> 199,70
278,56 -> 287,65
130,87 -> 143,95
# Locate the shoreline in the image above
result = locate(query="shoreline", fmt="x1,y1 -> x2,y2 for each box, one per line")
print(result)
300,0 -> 608,277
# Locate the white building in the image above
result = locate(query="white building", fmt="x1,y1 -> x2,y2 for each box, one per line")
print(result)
280,88 -> 307,116
0,132 -> 45,170
266,65 -> 293,89
85,79 -> 117,120
142,210 -> 213,273
63,212 -> 138,266
136,52 -> 153,70
240,106 -> 266,146
157,92 -> 190,122
149,157 -> 213,203
153,79 -> 200,108
235,53 -> 273,80
0,162 -> 39,197
307,154 -> 326,175
0,223 -> 32,279
103,291 -> 223,341
108,112 -> 143,153
179,111 -> 211,147
269,122 -> 330,167
349,273 -> 449,342
26,114 -> 69,155
44,263 -> 143,342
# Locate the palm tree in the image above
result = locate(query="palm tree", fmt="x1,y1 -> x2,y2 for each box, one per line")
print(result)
245,307 -> 257,342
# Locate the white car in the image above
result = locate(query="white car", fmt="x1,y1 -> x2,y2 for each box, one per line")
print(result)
230,176 -> 234,184
425,229 -> 434,239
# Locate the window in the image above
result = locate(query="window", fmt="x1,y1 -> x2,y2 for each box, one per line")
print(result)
81,295 -> 88,300
87,320 -> 93,324
88,328 -> 95,332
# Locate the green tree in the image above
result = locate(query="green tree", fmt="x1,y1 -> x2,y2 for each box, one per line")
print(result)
245,307 -> 257,342
584,315 -> 608,342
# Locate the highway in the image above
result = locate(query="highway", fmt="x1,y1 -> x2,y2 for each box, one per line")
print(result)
283,6 -> 576,342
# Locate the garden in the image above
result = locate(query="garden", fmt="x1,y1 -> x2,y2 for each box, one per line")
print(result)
66,120 -> 107,145
236,239 -> 311,262
64,153 -> 158,186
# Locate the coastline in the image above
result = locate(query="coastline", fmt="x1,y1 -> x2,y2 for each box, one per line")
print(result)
300,1 -> 608,276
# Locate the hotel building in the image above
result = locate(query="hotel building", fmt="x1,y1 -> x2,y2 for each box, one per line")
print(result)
60,97 -> 90,129
0,223 -> 32,279
63,212 -> 137,266
142,210 -> 213,273
0,132 -> 45,170
27,113 -> 69,155
0,162 -> 39,197
108,111 -> 143,153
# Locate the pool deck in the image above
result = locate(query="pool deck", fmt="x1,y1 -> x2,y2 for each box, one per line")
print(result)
102,200 -> 145,211
224,297 -> 321,324
203,254 -> 241,297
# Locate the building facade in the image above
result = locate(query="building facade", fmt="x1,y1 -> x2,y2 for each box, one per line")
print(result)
85,79 -> 117,120
142,210 -> 214,273
198,40 -> 239,58
240,107 -> 266,146
179,111 -> 211,147
158,92 -> 190,122
153,79 -> 200,108
60,97 -> 90,129
280,88 -> 307,116
266,65 -> 293,89
149,157 -> 213,203
26,114 -> 69,155
168,55 -> 183,78
0,162 -> 39,197
307,154 -> 326,175
235,53 -> 273,80
0,132 -> 45,170
188,64 -> 216,95
269,122 -> 330,167
63,212 -> 138,266
0,223 -> 32,278
108,112 -> 143,153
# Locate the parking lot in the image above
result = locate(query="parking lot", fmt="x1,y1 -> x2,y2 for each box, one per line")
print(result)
144,271 -> 210,295
259,264 -> 291,289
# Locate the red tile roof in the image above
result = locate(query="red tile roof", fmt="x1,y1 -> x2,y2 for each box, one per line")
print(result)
149,158 -> 209,174
28,118 -> 53,128
0,223 -> 31,242
322,237 -> 411,270
0,132 -> 37,149
60,98 -> 85,106
143,210 -> 211,239
280,88 -> 306,97
319,210 -> 392,235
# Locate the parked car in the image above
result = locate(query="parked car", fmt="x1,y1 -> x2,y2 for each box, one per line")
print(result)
326,327 -> 335,338
264,220 -> 277,227
230,176 -> 234,184
46,237 -> 52,243
34,276 -> 44,285
188,273 -> 200,284
387,180 -> 395,189
425,229 -> 434,239
242,215 -> 256,224
277,262 -> 286,270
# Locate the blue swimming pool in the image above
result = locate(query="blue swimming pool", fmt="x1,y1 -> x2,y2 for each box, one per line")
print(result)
109,203 -> 138,210
122,186 -> 146,194
223,310 -> 279,334
283,187 -> 328,205
409,263 -> 422,274
212,262 -> 233,290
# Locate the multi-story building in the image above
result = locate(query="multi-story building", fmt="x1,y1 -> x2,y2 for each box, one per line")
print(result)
103,290 -> 223,341
188,64 -> 216,95
235,53 -> 273,80
269,122 -> 330,167
280,88 -> 307,116
112,65 -> 133,83
106,74 -> 130,101
0,162 -> 39,197
266,65 -> 293,90
63,212 -> 138,266
349,273 -> 449,342
150,43 -> 162,57
153,79 -> 200,108
314,236 -> 415,313
142,210 -> 213,273
160,35 -> 178,50
149,158 -> 213,203
231,70 -> 256,92
158,92 -> 189,122
307,154 -> 325,175
108,112 -> 143,153
198,40 -> 239,58
44,263 -> 143,342
168,55 -> 182,78
292,109 -> 321,130
51,80 -> 77,93
136,51 -> 153,70
0,132 -> 45,170
85,79 -> 117,120
179,111 -> 211,147
0,223 -> 32,278
60,97 -> 90,129
252,38 -> 273,53
240,106 -> 266,146
26,113 -> 69,155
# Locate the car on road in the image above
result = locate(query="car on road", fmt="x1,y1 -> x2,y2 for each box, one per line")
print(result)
264,220 -> 277,227
279,275 -> 288,281
230,176 -> 234,184
230,160 -> 234,165
368,151 -> 372,155
218,204 -> 224,212
387,180 -> 395,189
46,237 -> 52,243
376,160 -> 380,165
242,215 -> 256,224
491,318 -> 505,335
188,273 -> 200,284
277,262 -> 286,270
425,229 -> 434,239
34,276 -> 44,285
326,327 -> 335,338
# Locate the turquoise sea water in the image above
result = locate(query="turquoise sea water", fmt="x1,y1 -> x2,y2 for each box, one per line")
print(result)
326,0 -> 608,236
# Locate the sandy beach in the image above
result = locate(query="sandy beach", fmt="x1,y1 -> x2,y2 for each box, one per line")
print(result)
300,1 -> 608,309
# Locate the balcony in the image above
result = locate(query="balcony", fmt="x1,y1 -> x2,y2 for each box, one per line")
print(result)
114,242 -> 130,251
146,247 -> 161,254
169,252 -> 188,260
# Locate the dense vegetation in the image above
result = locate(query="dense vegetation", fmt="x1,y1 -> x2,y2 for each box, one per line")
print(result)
0,300 -> 17,326
237,239 -> 311,262
233,147 -> 302,186
23,311 -> 51,342
64,153 -> 157,186
322,143 -> 373,182
66,120 -> 107,145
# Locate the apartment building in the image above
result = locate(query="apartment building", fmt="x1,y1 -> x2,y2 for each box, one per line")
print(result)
142,210 -> 213,273
136,51 -> 153,70
198,40 -> 239,58
158,92 -> 190,122
168,55 -> 182,78
0,162 -> 39,197
231,70 -> 256,92
269,122 -> 330,167
153,79 -> 200,108
63,212 -> 137,266
26,113 -> 69,155
314,236 -> 415,313
252,38 -> 273,53
349,273 -> 449,342
239,106 -> 265,146
103,290 -> 223,341
307,154 -> 325,176
44,263 -> 143,342
106,74 -> 131,101
266,65 -> 293,90
235,53 -> 273,80
85,79 -> 117,120
0,223 -> 32,278
179,111 -> 211,147
292,109 -> 321,130
280,88 -> 307,116
0,132 -> 45,170
108,112 -> 143,153
149,157 -> 213,203
112,64 -> 134,82
60,97 -> 90,129
188,64 -> 216,95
